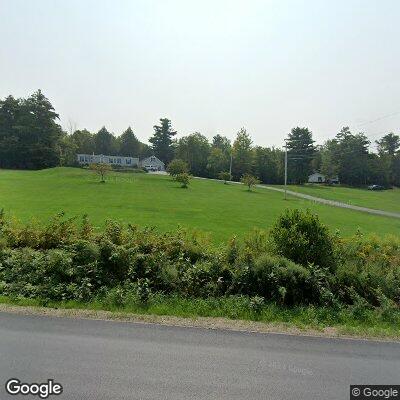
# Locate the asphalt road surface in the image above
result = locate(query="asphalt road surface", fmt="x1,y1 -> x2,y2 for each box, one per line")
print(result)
0,312 -> 399,400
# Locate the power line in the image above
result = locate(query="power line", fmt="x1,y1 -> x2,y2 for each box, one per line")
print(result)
354,110 -> 400,128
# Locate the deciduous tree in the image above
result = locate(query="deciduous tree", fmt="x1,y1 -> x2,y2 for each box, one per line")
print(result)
218,171 -> 231,184
232,128 -> 253,180
175,172 -> 190,188
241,173 -> 260,191
175,133 -> 210,176
167,159 -> 188,177
89,163 -> 112,182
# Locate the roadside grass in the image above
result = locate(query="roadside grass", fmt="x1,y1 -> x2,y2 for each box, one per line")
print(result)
1,295 -> 399,340
0,167 -> 399,242
275,184 -> 400,214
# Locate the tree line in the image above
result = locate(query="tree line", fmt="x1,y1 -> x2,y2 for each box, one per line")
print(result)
1,90 -> 399,187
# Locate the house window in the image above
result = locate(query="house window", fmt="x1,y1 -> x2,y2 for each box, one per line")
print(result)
79,156 -> 84,162
126,159 -> 131,164
117,158 -> 121,164
109,158 -> 113,163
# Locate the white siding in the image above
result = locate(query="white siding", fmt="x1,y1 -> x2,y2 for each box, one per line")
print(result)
77,154 -> 139,166
140,156 -> 165,171
308,173 -> 326,183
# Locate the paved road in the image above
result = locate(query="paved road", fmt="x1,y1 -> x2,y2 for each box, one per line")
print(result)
0,313 -> 399,399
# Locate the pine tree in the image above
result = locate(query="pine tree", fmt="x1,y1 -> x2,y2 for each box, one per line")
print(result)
0,90 -> 63,169
94,126 -> 117,155
119,126 -> 141,157
286,127 -> 315,184
149,118 -> 177,163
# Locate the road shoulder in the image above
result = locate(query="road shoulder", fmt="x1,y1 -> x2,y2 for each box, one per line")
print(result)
0,303 -> 398,343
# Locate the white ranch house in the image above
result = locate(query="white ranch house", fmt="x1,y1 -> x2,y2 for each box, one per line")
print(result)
77,154 -> 165,171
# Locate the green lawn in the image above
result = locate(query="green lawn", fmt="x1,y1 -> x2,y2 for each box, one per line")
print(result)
275,184 -> 400,214
0,167 -> 399,242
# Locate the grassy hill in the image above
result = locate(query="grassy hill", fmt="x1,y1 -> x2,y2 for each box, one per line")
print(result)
0,167 -> 399,242
276,184 -> 400,213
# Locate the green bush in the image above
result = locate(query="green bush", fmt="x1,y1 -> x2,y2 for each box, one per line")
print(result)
179,259 -> 231,297
0,211 -> 399,314
270,209 -> 336,270
250,254 -> 312,305
249,295 -> 264,314
175,172 -> 191,188
218,171 -> 231,184
240,174 -> 260,191
332,234 -> 400,305
167,159 -> 188,177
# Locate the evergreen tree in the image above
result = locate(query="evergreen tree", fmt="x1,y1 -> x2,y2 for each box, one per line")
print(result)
212,134 -> 231,154
0,90 -> 63,169
375,132 -> 400,186
393,155 -> 400,187
376,133 -> 400,156
149,118 -> 177,163
94,126 -> 117,155
286,127 -> 315,184
119,126 -> 141,157
0,95 -> 21,168
335,127 -> 370,186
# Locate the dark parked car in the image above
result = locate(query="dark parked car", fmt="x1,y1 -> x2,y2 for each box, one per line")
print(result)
367,184 -> 385,190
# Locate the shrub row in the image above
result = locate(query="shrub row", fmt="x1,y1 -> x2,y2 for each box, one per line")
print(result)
0,210 -> 399,310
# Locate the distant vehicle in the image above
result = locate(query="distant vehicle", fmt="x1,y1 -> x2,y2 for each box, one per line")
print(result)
368,184 -> 385,191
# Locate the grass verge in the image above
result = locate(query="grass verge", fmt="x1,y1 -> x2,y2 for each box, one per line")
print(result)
1,167 -> 399,241
275,184 -> 400,214
0,295 -> 399,341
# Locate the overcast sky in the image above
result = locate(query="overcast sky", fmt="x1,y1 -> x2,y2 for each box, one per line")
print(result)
1,0 -> 399,148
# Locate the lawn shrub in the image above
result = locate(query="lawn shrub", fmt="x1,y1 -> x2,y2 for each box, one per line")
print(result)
167,159 -> 188,177
270,209 -> 336,270
249,295 -> 264,314
179,259 -> 232,297
175,172 -> 191,188
249,254 -> 311,305
334,234 -> 400,305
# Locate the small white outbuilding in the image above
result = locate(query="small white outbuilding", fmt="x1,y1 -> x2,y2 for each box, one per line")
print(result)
308,173 -> 326,183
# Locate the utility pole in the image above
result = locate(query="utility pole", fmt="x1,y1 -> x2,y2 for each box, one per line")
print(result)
284,141 -> 288,200
229,152 -> 233,178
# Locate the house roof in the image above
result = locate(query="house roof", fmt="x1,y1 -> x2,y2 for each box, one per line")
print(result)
141,156 -> 165,165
